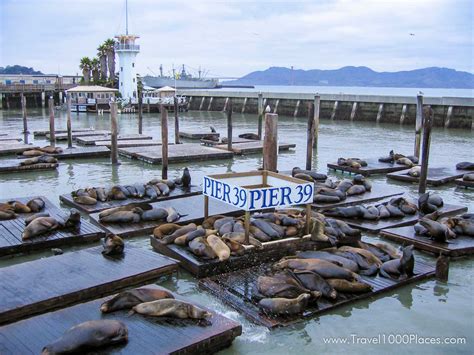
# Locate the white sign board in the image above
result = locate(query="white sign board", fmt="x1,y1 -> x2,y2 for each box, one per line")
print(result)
203,173 -> 313,211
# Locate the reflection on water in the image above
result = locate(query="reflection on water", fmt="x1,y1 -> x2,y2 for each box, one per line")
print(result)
0,108 -> 473,354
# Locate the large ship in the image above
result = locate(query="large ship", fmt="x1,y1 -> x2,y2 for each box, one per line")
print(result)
141,65 -> 219,89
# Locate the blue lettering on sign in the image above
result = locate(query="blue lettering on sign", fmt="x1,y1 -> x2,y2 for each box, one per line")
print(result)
268,187 -> 279,207
249,190 -> 262,210
280,186 -> 292,206
203,177 -> 211,194
232,186 -> 240,206
222,183 -> 231,203
215,181 -> 222,199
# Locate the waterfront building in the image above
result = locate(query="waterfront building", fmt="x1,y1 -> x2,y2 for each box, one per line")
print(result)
66,85 -> 118,112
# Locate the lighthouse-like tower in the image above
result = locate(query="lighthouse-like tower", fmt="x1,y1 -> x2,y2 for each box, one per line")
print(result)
115,1 -> 139,102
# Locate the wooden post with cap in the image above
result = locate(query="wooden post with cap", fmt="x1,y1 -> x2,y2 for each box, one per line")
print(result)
138,92 -> 143,135
418,106 -> 433,193
227,99 -> 233,151
161,105 -> 169,180
306,102 -> 315,170
48,97 -> 55,147
110,101 -> 119,165
257,93 -> 263,139
174,96 -> 180,144
66,94 -> 73,149
263,106 -> 278,172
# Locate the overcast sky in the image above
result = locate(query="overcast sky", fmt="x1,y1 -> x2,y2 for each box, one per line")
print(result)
1,0 -> 472,78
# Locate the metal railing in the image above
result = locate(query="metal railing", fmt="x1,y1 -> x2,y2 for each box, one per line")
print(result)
0,83 -> 77,93
114,43 -> 140,51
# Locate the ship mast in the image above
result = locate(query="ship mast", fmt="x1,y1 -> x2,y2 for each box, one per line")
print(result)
126,0 -> 129,35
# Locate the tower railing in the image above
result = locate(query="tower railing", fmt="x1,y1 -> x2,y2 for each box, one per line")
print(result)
114,43 -> 140,51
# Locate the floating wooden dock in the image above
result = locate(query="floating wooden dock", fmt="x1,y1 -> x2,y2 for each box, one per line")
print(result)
327,159 -> 408,176
200,260 -> 435,328
0,137 -> 21,142
455,178 -> 474,188
0,144 -> 39,156
96,140 -> 162,148
152,235 -> 330,278
0,159 -> 58,173
0,246 -> 178,325
215,141 -> 296,155
90,194 -> 240,237
0,196 -> 105,257
33,128 -> 95,137
312,181 -> 403,210
76,134 -> 153,145
46,130 -> 110,141
60,185 -> 202,213
202,137 -> 257,146
380,225 -> 474,257
386,167 -> 467,186
336,203 -> 467,233
17,146 -> 111,160
119,143 -> 234,164
0,284 -> 242,355
179,131 -> 220,140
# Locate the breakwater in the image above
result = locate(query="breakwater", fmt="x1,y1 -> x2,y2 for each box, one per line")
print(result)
181,90 -> 474,129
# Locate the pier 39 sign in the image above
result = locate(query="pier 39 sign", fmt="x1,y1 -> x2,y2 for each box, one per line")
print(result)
203,171 -> 314,211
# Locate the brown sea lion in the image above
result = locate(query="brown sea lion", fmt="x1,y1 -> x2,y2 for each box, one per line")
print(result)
446,217 -> 474,237
221,232 -> 263,249
419,218 -> 456,242
7,201 -> 31,213
188,236 -> 216,258
202,215 -> 227,229
141,208 -> 168,221
0,210 -> 16,220
98,203 -> 152,219
26,198 -> 45,212
224,238 -> 246,255
397,157 -> 415,167
380,245 -> 415,280
100,287 -> 174,313
74,195 -> 97,205
22,216 -> 61,240
107,186 -> 127,200
181,167 -> 191,187
41,146 -> 63,154
326,279 -> 372,293
346,185 -> 367,196
289,269 -> 337,300
157,182 -> 170,196
294,173 -> 314,182
238,132 -> 259,140
166,207 -> 182,222
102,234 -> 125,256
22,149 -> 44,157
258,293 -> 311,316
273,258 -> 359,281
174,227 -> 206,246
207,234 -> 231,261
41,320 -> 128,355
131,299 -> 211,319
407,166 -> 421,177
24,212 -> 49,224
257,273 -> 320,299
296,251 -> 359,272
162,223 -> 197,244
153,223 -> 182,239
85,187 -> 98,200
99,208 -> 143,224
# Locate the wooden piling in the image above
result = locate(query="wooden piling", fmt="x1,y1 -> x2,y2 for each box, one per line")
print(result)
435,254 -> 449,281
400,104 -> 407,124
313,95 -> 320,150
444,106 -> 453,128
376,103 -> 384,123
110,101 -> 119,165
138,93 -> 143,135
161,105 -> 169,179
174,96 -> 180,144
257,93 -> 263,139
293,100 -> 301,117
66,95 -> 73,149
244,211 -> 250,245
227,99 -> 233,151
147,98 -> 151,113
263,113 -> 278,172
48,97 -> 55,147
21,94 -> 28,133
414,94 -> 423,157
330,101 -> 338,120
306,102 -> 315,170
350,102 -> 358,121
418,106 -> 433,193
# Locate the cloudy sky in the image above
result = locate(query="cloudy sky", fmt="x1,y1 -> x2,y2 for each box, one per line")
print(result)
1,0 -> 472,78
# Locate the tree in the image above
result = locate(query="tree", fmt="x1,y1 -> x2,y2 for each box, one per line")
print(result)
91,58 -> 100,83
103,38 -> 116,83
97,44 -> 108,80
79,57 -> 92,84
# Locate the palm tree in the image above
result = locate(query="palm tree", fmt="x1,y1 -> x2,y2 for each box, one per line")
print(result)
79,57 -> 92,84
103,38 -> 116,83
91,58 -> 100,83
97,44 -> 108,80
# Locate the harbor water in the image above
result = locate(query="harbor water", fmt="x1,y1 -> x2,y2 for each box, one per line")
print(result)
0,108 -> 473,354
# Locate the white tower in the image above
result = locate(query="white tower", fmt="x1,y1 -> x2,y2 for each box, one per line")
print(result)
115,1 -> 139,103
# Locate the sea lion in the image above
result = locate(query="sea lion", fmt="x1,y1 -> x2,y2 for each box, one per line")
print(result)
85,188 -> 97,200
131,299 -> 211,319
258,293 -> 311,316
102,234 -> 125,256
407,166 -> 421,177
163,179 -> 176,189
189,236 -> 217,258
99,203 -> 152,219
145,185 -> 158,199
41,146 -> 63,154
24,212 -> 50,225
20,155 -> 57,165
22,149 -> 44,157
157,182 -> 170,196
249,225 -> 272,242
162,223 -> 197,244
153,223 -> 182,239
95,187 -> 107,202
463,173 -> 474,181
337,179 -> 354,193
218,220 -> 235,236
292,167 -> 327,181
251,219 -> 280,239
446,217 -> 474,236
314,195 -> 341,203
257,273 -> 320,299
210,126 -> 217,133
385,203 -> 405,218
296,251 -> 359,272
108,186 -> 127,200
357,241 -> 399,262
380,245 -> 415,280
181,167 -> 191,187
289,269 -> 338,300
418,192 -> 442,215
7,201 -> 31,213
346,185 -> 367,196
26,198 -> 45,212
238,132 -> 259,140
174,227 -> 210,245
273,258 -> 359,281
224,238 -> 246,255
221,232 -> 263,249
141,207 -> 168,221
100,288 -> 174,313
202,215 -> 227,229
419,218 -> 456,242
326,279 -> 372,293
63,209 -> 81,229
456,161 -> 474,170
0,210 -> 16,220
74,195 -> 97,205
213,217 -> 235,230
207,234 -> 231,261
99,207 -> 143,223
41,320 -> 128,355
166,207 -> 182,222
294,173 -> 313,182
397,157 -> 415,167
22,216 -> 61,240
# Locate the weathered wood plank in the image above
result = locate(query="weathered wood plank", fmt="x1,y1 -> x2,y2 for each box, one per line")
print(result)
214,141 -> 296,155
0,159 -> 58,173
17,146 -> 111,160
95,140 -> 162,148
0,247 -> 179,325
327,159 -> 409,176
33,128 -> 95,137
76,134 -> 152,145
387,166 -> 467,186
0,144 -> 40,156
179,131 -> 220,140
455,178 -> 474,188
47,130 -> 110,141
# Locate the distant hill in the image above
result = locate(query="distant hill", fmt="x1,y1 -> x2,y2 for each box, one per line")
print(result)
226,66 -> 474,89
0,65 -> 43,75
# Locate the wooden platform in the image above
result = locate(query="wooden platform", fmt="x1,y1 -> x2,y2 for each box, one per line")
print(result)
46,130 -> 110,141
455,178 -> 474,188
90,194 -> 240,237
96,140 -> 162,148
0,137 -> 21,142
179,131 -> 220,140
0,246 -> 178,325
327,159 -> 409,176
0,284 -> 241,355
0,144 -> 39,156
387,167 -> 466,186
33,128 -> 95,137
152,235 -> 330,278
200,260 -> 435,328
60,185 -> 202,213
215,141 -> 296,155
17,146 -> 111,159
0,196 -> 105,257
76,134 -> 153,145
202,137 -> 257,146
118,143 -> 234,164
337,203 -> 467,233
312,181 -> 403,210
0,159 -> 57,173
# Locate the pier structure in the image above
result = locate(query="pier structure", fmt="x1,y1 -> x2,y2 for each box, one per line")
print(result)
181,90 -> 474,129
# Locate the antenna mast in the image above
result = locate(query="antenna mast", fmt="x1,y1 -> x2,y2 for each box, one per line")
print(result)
125,0 -> 129,35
